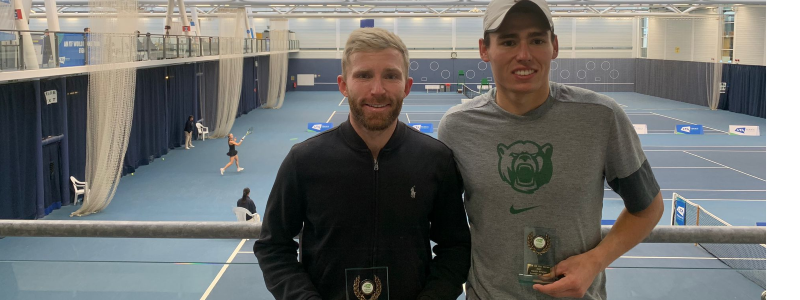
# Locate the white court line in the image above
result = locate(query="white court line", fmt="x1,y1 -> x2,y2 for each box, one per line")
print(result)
338,96 -> 346,106
604,198 -> 766,202
604,188 -> 765,192
643,146 -> 766,148
623,108 -> 710,111
401,104 -> 462,106
238,251 -> 254,254
651,167 -> 727,169
406,113 -> 411,123
683,151 -> 766,182
619,255 -> 765,261
645,133 -> 729,135
326,111 -> 336,123
644,150 -> 765,153
648,112 -> 727,133
200,239 -> 247,300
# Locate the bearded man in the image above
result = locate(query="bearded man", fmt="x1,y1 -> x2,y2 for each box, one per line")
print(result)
254,27 -> 471,300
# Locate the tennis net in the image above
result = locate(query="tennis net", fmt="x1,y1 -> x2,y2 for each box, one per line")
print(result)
671,193 -> 766,289
462,84 -> 484,99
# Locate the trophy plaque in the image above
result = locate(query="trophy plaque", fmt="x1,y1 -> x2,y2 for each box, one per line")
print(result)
346,267 -> 389,300
518,227 -> 558,285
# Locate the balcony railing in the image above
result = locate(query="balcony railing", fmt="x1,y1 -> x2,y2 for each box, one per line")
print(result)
0,30 -> 300,72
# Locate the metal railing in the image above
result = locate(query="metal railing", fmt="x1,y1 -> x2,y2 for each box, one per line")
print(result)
0,220 -> 766,243
0,29 -> 300,72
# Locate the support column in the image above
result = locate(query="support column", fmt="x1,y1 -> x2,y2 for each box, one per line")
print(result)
165,0 -> 175,35
191,7 -> 201,36
248,8 -> 256,39
13,0 -> 38,70
177,0 -> 190,36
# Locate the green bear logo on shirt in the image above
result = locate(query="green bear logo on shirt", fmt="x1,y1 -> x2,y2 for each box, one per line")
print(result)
497,141 -> 553,194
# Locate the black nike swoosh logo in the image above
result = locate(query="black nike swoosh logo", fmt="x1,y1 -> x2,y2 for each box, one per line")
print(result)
509,205 -> 541,214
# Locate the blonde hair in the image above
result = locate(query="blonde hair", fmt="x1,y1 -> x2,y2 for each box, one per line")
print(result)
341,27 -> 410,80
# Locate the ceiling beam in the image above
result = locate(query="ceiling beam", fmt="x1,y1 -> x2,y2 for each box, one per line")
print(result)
29,0 -> 768,7
32,11 -> 718,18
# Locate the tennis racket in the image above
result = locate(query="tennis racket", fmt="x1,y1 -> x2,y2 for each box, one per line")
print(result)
242,127 -> 254,140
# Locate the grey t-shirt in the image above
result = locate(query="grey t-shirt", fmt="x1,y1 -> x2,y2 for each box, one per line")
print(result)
438,82 -> 660,300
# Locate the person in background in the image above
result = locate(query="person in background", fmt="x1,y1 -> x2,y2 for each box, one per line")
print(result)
184,115 -> 195,150
237,187 -> 257,221
42,29 -> 53,68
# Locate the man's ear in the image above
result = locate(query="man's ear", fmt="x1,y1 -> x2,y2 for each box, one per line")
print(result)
337,74 -> 348,97
479,38 -> 490,62
551,34 -> 559,60
404,76 -> 414,97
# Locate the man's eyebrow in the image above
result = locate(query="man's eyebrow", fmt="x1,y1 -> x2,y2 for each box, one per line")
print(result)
384,67 -> 402,74
496,33 -> 519,40
496,31 -> 547,40
527,31 -> 547,37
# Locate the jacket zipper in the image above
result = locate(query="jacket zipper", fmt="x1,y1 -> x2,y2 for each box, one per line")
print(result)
372,157 -> 379,267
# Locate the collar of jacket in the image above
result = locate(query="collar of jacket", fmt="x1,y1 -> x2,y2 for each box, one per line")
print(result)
338,118 -> 407,153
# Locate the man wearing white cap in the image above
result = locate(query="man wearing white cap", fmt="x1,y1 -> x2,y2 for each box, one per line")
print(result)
438,0 -> 664,299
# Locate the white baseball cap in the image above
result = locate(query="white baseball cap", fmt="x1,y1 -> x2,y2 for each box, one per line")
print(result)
483,0 -> 554,33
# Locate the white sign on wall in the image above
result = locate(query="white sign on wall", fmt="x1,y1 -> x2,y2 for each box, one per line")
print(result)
633,124 -> 648,135
45,90 -> 58,105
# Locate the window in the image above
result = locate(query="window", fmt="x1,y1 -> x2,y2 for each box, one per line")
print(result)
640,18 -> 648,58
721,7 -> 734,63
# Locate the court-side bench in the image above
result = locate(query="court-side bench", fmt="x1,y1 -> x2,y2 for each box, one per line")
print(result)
425,85 -> 440,93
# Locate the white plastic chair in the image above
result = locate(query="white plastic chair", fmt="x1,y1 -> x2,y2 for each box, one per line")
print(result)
196,122 -> 209,141
233,207 -> 261,222
70,176 -> 86,204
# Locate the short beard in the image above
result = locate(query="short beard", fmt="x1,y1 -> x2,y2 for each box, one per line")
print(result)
349,96 -> 403,131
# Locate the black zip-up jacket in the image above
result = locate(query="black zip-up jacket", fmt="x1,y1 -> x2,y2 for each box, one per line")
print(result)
254,120 -> 471,300
184,119 -> 194,133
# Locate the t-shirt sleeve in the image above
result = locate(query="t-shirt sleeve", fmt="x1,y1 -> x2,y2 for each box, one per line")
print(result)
604,104 -> 660,213
437,112 -> 452,146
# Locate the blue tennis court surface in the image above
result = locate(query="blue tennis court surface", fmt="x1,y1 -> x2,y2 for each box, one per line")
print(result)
0,91 -> 766,300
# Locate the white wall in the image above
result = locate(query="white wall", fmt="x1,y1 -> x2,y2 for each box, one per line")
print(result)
398,17 -> 452,50
733,6 -> 766,66
454,18 -> 482,50
693,17 -> 720,63
664,19 -> 693,61
646,17 -> 721,62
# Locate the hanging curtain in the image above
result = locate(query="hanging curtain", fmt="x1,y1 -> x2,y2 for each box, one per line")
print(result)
239,57 -> 258,116
40,79 -> 65,138
42,143 -> 64,215
0,81 -> 38,219
66,75 -> 89,203
72,0 -> 139,216
265,19 -> 288,109
167,64 -> 196,149
123,67 -> 168,175
720,64 -> 766,118
705,62 -> 723,110
256,55 -> 270,107
209,8 -> 245,138
197,61 -> 219,133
